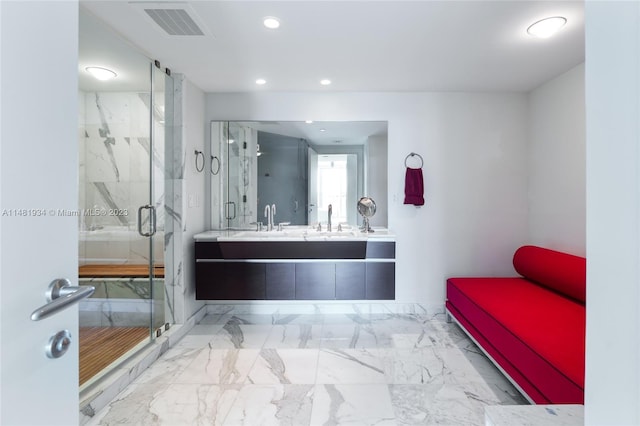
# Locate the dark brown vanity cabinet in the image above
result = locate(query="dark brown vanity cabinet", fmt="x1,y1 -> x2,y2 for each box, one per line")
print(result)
195,240 -> 395,301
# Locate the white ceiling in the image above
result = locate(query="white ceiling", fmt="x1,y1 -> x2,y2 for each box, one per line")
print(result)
80,0 -> 585,93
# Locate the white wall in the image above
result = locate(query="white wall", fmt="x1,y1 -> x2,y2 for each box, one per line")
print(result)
585,2 -> 640,424
206,92 -> 529,309
528,63 -> 585,256
181,78 -> 207,320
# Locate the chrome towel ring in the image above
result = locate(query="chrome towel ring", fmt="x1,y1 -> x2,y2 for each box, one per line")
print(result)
404,152 -> 424,168
211,155 -> 220,175
195,150 -> 205,172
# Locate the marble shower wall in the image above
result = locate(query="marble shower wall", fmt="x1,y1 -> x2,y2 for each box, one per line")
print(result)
163,75 -> 185,326
78,91 -> 165,265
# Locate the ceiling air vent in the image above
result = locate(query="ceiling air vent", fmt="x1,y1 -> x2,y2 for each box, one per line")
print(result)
144,8 -> 204,36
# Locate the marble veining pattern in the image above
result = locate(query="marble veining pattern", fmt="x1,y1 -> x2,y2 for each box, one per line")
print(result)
484,404 -> 583,426
86,311 -> 530,425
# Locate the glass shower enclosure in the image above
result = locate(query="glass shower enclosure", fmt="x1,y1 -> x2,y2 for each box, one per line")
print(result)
77,9 -> 172,390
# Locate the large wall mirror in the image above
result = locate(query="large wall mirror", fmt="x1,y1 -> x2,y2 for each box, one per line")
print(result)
210,121 -> 388,230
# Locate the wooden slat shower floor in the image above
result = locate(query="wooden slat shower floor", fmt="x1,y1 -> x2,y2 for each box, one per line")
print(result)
79,264 -> 164,278
79,326 -> 150,386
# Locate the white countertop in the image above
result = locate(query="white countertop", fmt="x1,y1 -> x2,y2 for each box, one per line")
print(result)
194,227 -> 395,242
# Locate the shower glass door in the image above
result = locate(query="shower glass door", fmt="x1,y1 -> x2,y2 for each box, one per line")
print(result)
78,8 -> 170,390
222,122 -> 257,229
149,63 -> 169,335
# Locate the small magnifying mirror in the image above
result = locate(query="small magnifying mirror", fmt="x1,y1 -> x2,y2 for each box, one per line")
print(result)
357,197 -> 376,233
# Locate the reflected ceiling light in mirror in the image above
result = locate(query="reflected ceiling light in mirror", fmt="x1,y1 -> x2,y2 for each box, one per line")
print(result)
320,79 -> 331,86
86,66 -> 117,81
256,78 -> 267,85
263,17 -> 280,29
305,120 -> 314,124
228,138 -> 235,144
320,129 -> 326,132
527,16 -> 567,38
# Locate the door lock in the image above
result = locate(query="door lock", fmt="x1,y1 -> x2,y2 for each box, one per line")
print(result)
47,330 -> 72,359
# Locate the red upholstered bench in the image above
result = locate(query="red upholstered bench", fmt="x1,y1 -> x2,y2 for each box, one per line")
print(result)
445,245 -> 586,404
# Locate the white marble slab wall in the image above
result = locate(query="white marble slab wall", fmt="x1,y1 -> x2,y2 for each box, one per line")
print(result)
163,74 -> 185,326
79,91 -> 165,265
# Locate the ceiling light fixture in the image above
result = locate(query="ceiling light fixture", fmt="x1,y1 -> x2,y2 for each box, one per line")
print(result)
86,67 -> 117,81
305,120 -> 313,124
256,78 -> 267,85
320,79 -> 331,86
263,17 -> 280,29
527,16 -> 567,39
320,129 -> 326,132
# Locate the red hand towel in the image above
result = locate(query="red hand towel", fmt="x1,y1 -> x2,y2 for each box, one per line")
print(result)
404,167 -> 424,206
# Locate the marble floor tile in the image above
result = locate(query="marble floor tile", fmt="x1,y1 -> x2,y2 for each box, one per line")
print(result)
372,318 -> 432,349
316,348 -> 386,384
86,311 -> 529,426
173,348 -> 259,385
272,312 -> 324,325
174,334 -> 220,349
198,313 -> 231,325
423,320 -> 476,348
246,349 -> 319,384
319,323 -> 378,348
189,323 -> 226,335
485,404 -> 584,426
390,383 -> 487,426
322,313 -> 371,325
133,346 -> 202,385
263,324 -> 323,349
209,324 -> 273,349
310,384 -> 396,426
223,384 -> 314,426
86,382 -> 241,426
224,314 -> 280,325
378,347 -> 454,385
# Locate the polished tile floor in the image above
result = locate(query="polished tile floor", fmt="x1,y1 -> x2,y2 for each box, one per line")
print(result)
87,312 -> 526,425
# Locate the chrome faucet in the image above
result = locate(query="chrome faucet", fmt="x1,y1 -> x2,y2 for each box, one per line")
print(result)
271,204 -> 276,230
264,205 -> 271,231
327,204 -> 332,232
264,204 -> 276,231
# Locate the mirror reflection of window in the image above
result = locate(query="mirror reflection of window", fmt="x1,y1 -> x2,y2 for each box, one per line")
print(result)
317,154 -> 357,225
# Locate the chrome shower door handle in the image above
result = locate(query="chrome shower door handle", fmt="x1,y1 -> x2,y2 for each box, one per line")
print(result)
31,278 -> 95,321
149,205 -> 157,237
225,202 -> 237,220
137,204 -> 155,237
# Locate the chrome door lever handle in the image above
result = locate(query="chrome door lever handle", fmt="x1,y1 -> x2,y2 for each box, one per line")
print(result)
30,278 -> 95,321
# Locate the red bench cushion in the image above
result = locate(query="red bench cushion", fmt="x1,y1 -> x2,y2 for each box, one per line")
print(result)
447,277 -> 585,403
513,245 -> 586,303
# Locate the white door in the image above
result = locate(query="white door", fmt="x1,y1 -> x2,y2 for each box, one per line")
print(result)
308,146 -> 319,224
1,2 -> 80,425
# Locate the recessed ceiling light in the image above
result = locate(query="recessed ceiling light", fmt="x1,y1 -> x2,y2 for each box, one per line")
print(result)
263,17 -> 280,29
305,120 -> 313,124
86,67 -> 117,81
256,78 -> 267,85
527,16 -> 567,39
320,129 -> 326,132
320,79 -> 331,86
